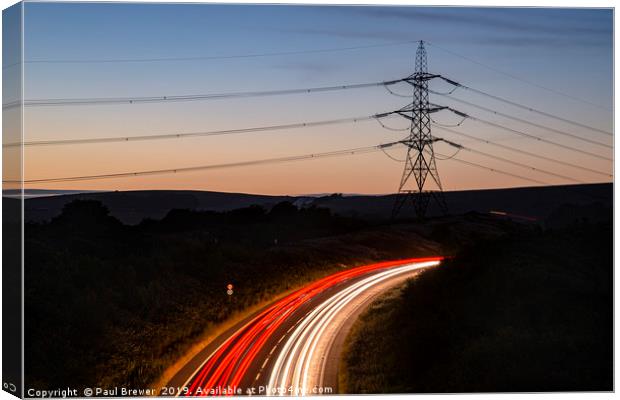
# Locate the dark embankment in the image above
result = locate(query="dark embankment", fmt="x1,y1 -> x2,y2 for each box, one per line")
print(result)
24,199 -> 513,391
341,219 -> 612,392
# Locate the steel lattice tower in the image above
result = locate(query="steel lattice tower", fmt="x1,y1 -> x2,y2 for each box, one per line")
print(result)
392,41 -> 448,219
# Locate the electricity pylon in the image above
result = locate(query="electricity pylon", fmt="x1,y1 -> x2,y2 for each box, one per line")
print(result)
392,41 -> 448,219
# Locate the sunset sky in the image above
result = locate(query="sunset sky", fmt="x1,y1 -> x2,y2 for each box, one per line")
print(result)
9,4 -> 614,195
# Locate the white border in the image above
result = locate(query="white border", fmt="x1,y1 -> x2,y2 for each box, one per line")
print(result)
0,2 -> 615,400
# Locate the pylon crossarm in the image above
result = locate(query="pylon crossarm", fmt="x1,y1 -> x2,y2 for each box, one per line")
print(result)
401,139 -> 436,147
404,73 -> 442,82
395,107 -> 446,120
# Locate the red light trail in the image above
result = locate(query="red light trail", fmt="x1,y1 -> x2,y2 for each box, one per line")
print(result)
182,256 -> 443,396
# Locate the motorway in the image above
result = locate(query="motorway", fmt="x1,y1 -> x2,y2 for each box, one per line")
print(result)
166,256 -> 442,396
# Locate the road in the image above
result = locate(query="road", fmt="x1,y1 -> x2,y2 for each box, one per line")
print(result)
166,256 -> 442,396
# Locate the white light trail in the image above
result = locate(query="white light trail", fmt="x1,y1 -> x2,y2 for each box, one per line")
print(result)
266,260 -> 440,395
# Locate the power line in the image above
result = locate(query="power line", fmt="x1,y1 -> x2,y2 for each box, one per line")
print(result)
436,152 -> 549,186
3,40 -> 418,69
4,113 -> 391,148
381,103 -> 612,162
433,124 -> 612,178
2,100 -> 21,109
428,88 -> 612,148
439,76 -> 613,136
431,147 -> 461,160
430,115 -> 466,128
383,84 -> 411,98
374,117 -> 409,132
396,79 -> 613,149
9,141 -> 402,184
439,150 -> 610,202
426,41 -> 612,112
7,79 -> 404,108
435,138 -> 585,183
380,146 -> 406,162
442,107 -> 613,162
398,78 -> 612,150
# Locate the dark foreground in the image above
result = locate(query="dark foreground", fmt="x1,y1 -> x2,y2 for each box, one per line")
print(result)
27,200 -> 504,391
341,219 -> 612,392
21,184 -> 611,393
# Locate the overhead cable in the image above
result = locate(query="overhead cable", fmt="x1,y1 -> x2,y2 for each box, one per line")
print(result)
428,87 -> 612,148
426,41 -> 611,111
7,79 -> 405,108
5,113 -> 393,147
435,138 -> 585,183
432,124 -> 612,178
442,107 -> 613,162
3,39 -> 419,68
9,141 -> 402,184
439,76 -> 612,136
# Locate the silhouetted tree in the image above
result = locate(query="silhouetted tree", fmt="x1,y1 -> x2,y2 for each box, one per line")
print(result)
269,201 -> 298,218
52,200 -> 121,231
227,205 -> 267,222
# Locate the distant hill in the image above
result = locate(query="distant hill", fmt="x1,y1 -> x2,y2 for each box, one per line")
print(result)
20,183 -> 612,225
319,183 -> 612,222
23,190 -> 294,224
3,189 -> 103,199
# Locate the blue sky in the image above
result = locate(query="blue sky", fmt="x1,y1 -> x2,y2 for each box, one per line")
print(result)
22,5 -> 612,97
14,3 -> 614,194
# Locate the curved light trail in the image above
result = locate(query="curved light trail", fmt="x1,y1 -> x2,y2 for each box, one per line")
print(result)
267,261 -> 438,395
175,256 -> 442,396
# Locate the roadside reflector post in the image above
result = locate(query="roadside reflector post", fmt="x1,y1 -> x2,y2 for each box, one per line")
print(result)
227,283 -> 234,303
